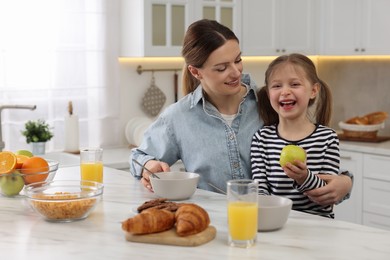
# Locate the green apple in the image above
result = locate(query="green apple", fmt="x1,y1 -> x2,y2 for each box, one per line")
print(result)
16,149 -> 34,157
279,145 -> 306,167
0,171 -> 25,196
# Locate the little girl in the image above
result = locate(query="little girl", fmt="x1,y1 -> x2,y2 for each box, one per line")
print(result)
251,53 -> 339,218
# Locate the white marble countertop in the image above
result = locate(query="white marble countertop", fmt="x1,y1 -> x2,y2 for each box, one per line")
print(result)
42,147 -> 133,169
340,140 -> 390,156
1,166 -> 390,259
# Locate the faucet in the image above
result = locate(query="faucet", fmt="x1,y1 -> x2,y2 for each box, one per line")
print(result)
0,105 -> 37,151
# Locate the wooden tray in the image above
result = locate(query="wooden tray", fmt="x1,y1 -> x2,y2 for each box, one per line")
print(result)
338,134 -> 390,143
125,225 -> 216,247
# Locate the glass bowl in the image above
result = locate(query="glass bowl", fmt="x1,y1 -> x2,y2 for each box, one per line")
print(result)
0,159 -> 59,197
24,180 -> 104,222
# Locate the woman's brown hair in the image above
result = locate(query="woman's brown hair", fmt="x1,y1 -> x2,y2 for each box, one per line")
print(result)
181,19 -> 239,95
258,53 -> 332,126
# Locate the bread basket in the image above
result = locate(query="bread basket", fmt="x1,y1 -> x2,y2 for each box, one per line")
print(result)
339,121 -> 385,138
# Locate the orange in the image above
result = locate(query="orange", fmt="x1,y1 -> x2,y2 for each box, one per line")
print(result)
15,154 -> 30,169
21,156 -> 50,184
0,151 -> 17,174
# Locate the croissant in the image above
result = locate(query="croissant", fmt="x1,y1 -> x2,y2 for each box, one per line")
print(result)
121,208 -> 175,234
175,203 -> 210,237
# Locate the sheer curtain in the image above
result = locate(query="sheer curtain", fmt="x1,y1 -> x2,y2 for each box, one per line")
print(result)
0,0 -> 121,152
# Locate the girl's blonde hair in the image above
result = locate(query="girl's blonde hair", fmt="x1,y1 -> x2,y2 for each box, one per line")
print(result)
258,53 -> 332,126
181,19 -> 239,95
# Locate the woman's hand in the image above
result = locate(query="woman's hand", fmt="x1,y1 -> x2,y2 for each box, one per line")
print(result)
304,174 -> 353,206
140,160 -> 170,192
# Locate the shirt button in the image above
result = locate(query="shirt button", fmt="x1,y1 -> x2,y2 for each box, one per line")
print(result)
233,162 -> 239,168
229,134 -> 234,140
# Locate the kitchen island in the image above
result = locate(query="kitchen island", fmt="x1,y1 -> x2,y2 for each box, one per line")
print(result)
1,166 -> 389,260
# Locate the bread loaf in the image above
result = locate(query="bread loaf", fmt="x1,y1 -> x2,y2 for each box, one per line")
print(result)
175,203 -> 210,237
346,116 -> 369,125
122,208 -> 175,234
365,111 -> 388,125
345,111 -> 388,125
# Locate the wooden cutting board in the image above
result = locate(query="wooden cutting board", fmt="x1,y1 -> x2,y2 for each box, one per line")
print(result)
125,226 -> 216,247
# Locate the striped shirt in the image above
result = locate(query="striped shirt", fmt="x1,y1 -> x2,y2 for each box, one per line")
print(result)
251,124 -> 340,218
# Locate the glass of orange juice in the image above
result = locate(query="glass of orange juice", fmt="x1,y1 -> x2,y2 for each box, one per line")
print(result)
80,148 -> 103,184
227,179 -> 258,248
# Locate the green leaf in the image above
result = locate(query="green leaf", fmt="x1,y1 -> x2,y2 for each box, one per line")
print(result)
21,119 -> 54,143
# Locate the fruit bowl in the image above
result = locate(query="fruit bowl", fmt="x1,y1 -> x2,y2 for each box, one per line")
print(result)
0,159 -> 59,197
24,180 -> 103,222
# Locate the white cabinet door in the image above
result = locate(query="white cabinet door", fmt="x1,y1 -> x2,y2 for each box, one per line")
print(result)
361,0 -> 390,55
362,154 -> 390,230
242,0 -> 317,56
121,0 -> 242,57
121,0 -> 193,57
333,150 -> 363,224
321,0 -> 390,55
192,0 -> 242,40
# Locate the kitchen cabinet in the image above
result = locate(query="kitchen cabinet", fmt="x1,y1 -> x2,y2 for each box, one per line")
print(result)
333,150 -> 363,224
241,0 -> 318,56
362,154 -> 390,230
120,0 -> 241,57
121,0 -> 193,57
335,146 -> 390,231
194,0 -> 242,40
320,0 -> 390,55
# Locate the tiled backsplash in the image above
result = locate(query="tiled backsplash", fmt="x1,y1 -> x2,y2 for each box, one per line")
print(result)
317,58 -> 390,136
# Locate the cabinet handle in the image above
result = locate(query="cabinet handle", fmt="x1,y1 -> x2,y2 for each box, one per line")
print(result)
276,49 -> 280,52
354,48 -> 359,52
281,49 -> 286,52
340,156 -> 352,160
361,48 -> 365,52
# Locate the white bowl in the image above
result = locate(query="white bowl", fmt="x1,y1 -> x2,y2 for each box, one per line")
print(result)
258,195 -> 292,231
150,172 -> 200,200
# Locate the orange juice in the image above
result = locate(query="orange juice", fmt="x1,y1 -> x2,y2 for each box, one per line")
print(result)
81,162 -> 103,183
228,201 -> 258,240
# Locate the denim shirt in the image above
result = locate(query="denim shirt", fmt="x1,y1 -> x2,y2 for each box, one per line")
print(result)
129,74 -> 263,193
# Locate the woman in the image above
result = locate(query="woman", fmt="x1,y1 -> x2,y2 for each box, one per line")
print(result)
130,19 -> 352,205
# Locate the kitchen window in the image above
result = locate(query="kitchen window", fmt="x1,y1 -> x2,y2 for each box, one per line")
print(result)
0,0 -> 121,152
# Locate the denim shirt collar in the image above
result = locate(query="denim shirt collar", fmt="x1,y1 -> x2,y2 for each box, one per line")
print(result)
189,73 -> 258,110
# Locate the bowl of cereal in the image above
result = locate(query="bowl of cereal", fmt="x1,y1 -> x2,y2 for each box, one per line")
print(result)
24,180 -> 103,222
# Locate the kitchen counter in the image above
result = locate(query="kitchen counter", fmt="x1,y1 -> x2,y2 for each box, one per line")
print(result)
1,167 -> 390,260
42,147 -> 133,169
340,140 -> 390,156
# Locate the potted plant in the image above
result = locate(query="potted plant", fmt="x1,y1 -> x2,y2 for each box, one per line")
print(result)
21,119 -> 54,155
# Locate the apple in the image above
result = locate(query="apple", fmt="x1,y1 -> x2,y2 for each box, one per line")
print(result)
16,149 -> 34,157
279,145 -> 306,167
0,171 -> 25,196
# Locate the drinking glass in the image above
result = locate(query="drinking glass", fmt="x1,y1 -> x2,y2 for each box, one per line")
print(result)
227,179 -> 258,248
80,148 -> 103,183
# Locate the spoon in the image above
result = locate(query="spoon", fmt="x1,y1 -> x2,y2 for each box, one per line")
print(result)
132,159 -> 160,179
208,182 -> 244,201
208,182 -> 226,194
